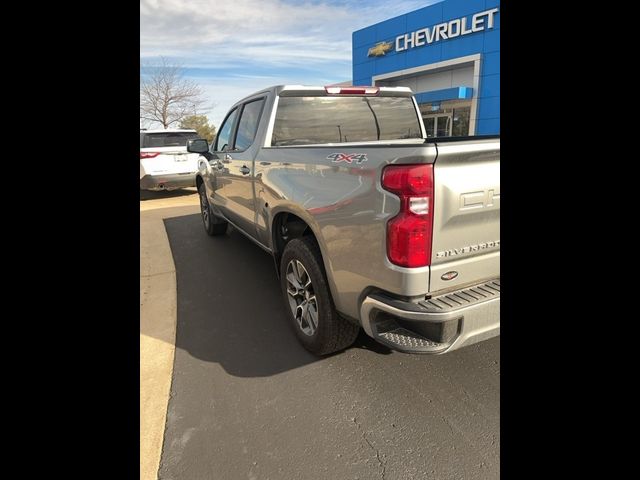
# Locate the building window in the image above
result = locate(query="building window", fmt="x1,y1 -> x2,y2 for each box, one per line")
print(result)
419,99 -> 471,138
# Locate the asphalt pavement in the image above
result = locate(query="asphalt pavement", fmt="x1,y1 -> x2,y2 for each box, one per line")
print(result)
154,212 -> 500,480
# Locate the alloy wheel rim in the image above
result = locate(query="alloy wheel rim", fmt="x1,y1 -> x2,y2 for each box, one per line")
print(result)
285,260 -> 318,336
200,189 -> 210,228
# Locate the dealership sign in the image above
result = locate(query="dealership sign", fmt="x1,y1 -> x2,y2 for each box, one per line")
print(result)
367,8 -> 499,57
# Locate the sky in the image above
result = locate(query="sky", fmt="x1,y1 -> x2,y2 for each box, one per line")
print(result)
140,0 -> 438,128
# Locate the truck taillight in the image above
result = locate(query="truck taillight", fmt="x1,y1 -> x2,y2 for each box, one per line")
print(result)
140,152 -> 160,159
382,164 -> 434,268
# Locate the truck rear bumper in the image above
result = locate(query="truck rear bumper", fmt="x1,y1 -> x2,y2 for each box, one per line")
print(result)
140,173 -> 196,191
360,278 -> 500,354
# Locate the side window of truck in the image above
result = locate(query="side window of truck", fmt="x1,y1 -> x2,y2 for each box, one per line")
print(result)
214,107 -> 239,152
234,98 -> 266,151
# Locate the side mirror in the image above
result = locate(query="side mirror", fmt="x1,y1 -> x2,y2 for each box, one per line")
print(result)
187,138 -> 209,154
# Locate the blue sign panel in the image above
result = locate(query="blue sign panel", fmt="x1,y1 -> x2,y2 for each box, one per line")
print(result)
353,0 -> 500,135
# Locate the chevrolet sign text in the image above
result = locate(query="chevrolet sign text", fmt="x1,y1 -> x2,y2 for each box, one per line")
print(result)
396,8 -> 499,53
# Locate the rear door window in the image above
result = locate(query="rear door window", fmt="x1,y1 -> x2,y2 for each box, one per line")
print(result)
272,96 -> 422,146
234,98 -> 266,150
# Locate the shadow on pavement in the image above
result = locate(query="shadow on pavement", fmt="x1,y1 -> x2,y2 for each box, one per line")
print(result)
154,213 -> 500,480
158,213 -> 390,378
139,187 -> 197,201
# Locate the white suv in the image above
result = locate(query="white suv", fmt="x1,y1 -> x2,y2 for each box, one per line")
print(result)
140,129 -> 201,191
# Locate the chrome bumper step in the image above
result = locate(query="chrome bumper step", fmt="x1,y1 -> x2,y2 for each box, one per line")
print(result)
360,278 -> 500,354
419,279 -> 500,312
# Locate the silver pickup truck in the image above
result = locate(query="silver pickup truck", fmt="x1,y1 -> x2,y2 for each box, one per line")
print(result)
188,85 -> 499,356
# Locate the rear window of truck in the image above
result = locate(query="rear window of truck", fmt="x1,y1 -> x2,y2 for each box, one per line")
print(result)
271,96 -> 422,146
142,132 -> 198,148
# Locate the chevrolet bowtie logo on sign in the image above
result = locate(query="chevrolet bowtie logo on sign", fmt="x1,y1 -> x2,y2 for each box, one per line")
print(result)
367,41 -> 393,57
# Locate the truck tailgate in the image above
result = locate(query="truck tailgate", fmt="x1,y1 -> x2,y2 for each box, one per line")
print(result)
430,138 -> 500,292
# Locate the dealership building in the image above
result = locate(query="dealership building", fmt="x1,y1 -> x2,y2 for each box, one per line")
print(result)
352,0 -> 500,137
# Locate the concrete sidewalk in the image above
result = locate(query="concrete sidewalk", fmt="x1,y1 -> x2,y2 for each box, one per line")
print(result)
140,190 -> 199,480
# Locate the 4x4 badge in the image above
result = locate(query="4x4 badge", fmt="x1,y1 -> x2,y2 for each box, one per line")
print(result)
327,153 -> 368,164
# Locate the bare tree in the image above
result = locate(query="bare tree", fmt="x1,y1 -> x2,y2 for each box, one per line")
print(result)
140,58 -> 208,129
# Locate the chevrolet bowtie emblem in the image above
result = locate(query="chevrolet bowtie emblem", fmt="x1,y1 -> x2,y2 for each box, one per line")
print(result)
367,41 -> 393,57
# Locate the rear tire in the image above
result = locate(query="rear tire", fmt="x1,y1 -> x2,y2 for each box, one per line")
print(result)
198,183 -> 228,236
280,236 -> 359,355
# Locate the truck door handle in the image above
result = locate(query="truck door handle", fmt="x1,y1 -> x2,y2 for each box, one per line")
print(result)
240,165 -> 251,175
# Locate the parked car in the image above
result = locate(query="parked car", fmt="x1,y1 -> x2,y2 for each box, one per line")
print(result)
140,128 -> 201,191
188,85 -> 500,356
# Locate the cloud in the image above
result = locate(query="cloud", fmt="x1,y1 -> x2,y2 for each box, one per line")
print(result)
140,0 -> 436,127
141,0 -> 431,67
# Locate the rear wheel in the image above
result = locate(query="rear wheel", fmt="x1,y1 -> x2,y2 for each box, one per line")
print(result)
280,236 -> 359,355
198,183 -> 228,236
